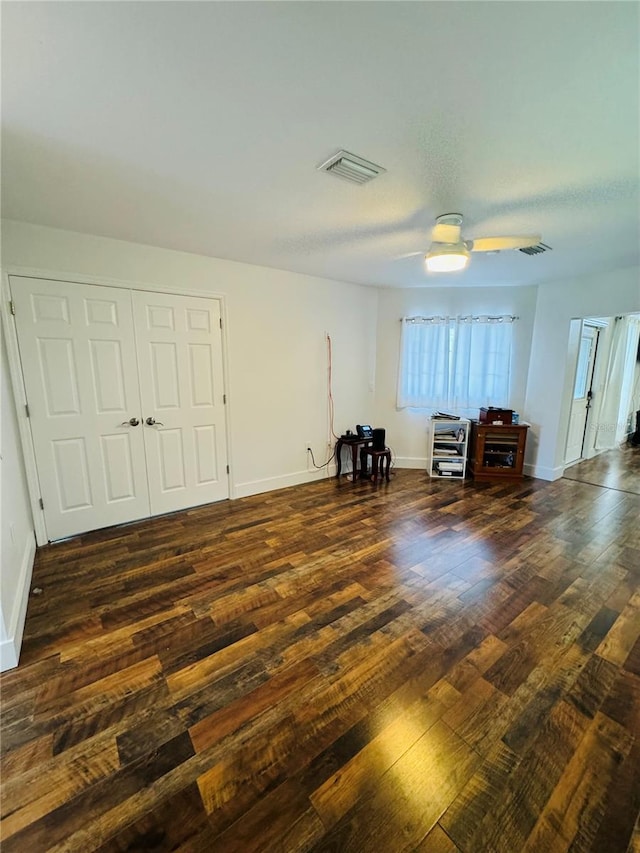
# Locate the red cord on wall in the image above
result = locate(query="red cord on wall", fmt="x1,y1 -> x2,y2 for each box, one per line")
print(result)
327,333 -> 339,441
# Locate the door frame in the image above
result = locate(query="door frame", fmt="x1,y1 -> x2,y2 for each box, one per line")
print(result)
1,266 -> 233,546
563,317 -> 608,472
564,321 -> 601,466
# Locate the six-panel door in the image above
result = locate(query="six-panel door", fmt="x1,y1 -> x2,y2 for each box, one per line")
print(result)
11,277 -> 229,540
132,290 -> 228,517
13,279 -> 151,540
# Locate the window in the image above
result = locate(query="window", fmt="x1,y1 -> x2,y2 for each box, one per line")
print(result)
397,315 -> 514,410
573,326 -> 597,400
396,318 -> 452,409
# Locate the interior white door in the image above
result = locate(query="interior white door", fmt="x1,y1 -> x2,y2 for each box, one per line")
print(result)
565,324 -> 599,465
12,278 -> 150,540
132,290 -> 229,516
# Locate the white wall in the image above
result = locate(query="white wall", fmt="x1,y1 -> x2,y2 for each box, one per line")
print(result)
524,265 -> 640,479
2,218 -> 638,675
0,219 -> 379,667
373,285 -> 538,467
1,323 -> 35,671
1,220 -> 378,499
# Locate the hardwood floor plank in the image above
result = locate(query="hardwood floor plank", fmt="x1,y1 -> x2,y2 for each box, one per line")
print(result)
414,823 -> 461,852
1,737 -> 120,840
596,591 -> 640,666
32,656 -> 163,723
1,469 -> 638,851
578,605 -> 622,653
0,732 -> 53,783
51,679 -> 170,756
2,732 -> 195,852
309,686 -> 452,828
565,653 -> 619,721
116,707 -> 186,766
440,739 -> 520,849
521,711 -> 633,852
163,614 -> 303,697
211,776 -> 325,853
94,783 -> 216,853
444,699 -> 589,852
33,646 -> 162,712
589,738 -> 640,853
197,630 -> 432,833
309,720 -> 479,853
189,658 -> 322,752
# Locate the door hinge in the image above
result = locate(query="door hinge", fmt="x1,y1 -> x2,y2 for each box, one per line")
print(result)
226,464 -> 230,474
39,498 -> 44,510
9,300 -> 16,316
223,394 -> 226,404
219,317 -> 222,329
25,403 -> 30,418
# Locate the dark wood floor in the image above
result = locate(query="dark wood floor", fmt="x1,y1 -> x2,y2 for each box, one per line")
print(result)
563,442 -> 640,495
1,469 -> 639,852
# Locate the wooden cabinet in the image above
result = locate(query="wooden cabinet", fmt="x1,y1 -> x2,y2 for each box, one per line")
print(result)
428,418 -> 469,479
469,421 -> 529,480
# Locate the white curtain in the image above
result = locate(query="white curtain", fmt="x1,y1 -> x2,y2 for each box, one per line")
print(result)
451,317 -> 513,409
397,318 -> 452,408
595,315 -> 640,450
397,315 -> 514,410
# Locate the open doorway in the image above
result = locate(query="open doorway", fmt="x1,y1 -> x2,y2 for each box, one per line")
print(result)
593,314 -> 640,452
563,313 -> 640,492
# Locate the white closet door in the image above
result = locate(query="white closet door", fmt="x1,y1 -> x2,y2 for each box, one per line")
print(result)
12,278 -> 150,540
132,291 -> 229,516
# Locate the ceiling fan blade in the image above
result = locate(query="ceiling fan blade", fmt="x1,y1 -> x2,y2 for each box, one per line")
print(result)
394,250 -> 424,260
467,235 -> 541,252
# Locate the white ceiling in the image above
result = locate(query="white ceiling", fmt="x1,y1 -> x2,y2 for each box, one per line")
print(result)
2,1 -> 639,289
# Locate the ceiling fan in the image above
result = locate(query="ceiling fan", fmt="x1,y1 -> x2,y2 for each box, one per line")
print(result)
422,213 -> 541,272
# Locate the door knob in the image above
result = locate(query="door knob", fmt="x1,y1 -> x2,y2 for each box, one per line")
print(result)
145,417 -> 164,426
121,417 -> 140,426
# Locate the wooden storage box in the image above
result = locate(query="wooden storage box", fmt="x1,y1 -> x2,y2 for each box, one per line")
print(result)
479,407 -> 512,425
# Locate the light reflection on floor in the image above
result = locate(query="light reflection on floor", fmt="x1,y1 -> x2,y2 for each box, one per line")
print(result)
563,443 -> 640,495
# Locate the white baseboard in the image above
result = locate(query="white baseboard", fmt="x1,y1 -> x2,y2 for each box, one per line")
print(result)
0,531 -> 36,672
524,462 -> 564,481
392,456 -> 428,470
235,458 -> 555,492
235,455 -> 568,496
233,464 -> 338,499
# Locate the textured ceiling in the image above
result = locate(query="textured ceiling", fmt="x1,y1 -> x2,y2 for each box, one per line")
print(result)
2,1 -> 639,288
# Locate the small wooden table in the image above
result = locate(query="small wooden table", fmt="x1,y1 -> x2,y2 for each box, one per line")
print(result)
335,436 -> 372,482
360,445 -> 391,483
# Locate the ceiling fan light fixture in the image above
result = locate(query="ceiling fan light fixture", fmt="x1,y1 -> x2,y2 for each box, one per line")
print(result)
425,243 -> 470,273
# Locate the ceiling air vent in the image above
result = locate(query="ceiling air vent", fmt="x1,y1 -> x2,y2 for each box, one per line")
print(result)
519,242 -> 552,255
318,150 -> 386,185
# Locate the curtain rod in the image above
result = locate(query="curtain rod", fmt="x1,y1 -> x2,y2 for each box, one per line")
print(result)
401,314 -> 519,323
